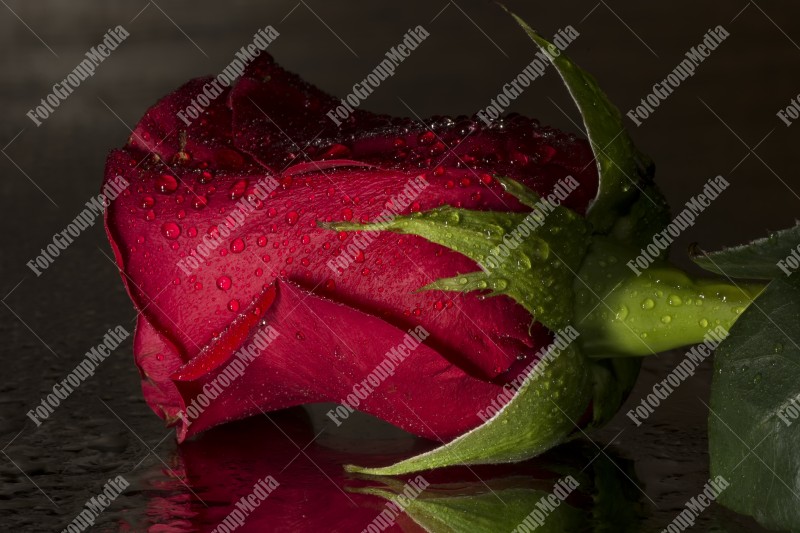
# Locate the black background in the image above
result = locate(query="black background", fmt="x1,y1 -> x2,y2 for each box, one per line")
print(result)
1,1 -> 798,531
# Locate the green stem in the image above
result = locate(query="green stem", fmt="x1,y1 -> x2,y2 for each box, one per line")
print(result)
575,238 -> 766,357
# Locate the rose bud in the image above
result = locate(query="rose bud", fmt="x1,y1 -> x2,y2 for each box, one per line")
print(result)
103,13 -> 762,474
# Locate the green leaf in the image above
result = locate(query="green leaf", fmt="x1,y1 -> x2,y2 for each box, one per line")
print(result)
692,223 -> 800,279
709,276 -> 800,532
504,8 -> 650,233
345,343 -> 591,475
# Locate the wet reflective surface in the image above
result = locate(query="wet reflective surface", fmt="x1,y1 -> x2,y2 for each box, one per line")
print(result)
2,1 -> 798,531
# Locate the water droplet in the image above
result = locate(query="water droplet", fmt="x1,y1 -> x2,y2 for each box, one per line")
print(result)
319,143 -> 350,160
286,211 -> 299,225
417,131 -> 436,145
295,331 -> 306,340
668,294 -> 683,306
227,299 -> 240,312
191,195 -> 208,210
230,238 -> 245,253
661,315 -> 672,324
699,318 -> 709,328
641,298 -> 655,310
216,275 -> 232,291
141,196 -> 155,209
157,174 -> 178,194
492,279 -> 508,290
161,222 -> 181,239
229,179 -> 248,200
198,169 -> 215,183
530,239 -> 550,260
616,305 -> 629,321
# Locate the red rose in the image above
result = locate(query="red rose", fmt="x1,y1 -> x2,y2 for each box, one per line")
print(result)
104,53 -> 599,443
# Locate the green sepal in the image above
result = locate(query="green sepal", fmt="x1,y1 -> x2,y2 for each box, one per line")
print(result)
504,8 -> 651,233
349,478 -> 587,533
325,179 -> 590,331
345,342 -> 591,475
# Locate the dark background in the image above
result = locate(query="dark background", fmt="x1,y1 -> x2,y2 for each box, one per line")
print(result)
1,1 -> 798,531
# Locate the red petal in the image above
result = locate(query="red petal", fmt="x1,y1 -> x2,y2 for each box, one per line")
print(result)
170,280 -> 534,442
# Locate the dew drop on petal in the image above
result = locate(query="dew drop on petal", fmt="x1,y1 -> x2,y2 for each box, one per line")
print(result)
216,275 -> 232,290
157,174 -> 178,194
161,222 -> 181,239
230,238 -> 245,253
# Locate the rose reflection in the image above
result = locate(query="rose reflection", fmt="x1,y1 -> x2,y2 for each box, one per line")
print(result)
122,407 -> 643,532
